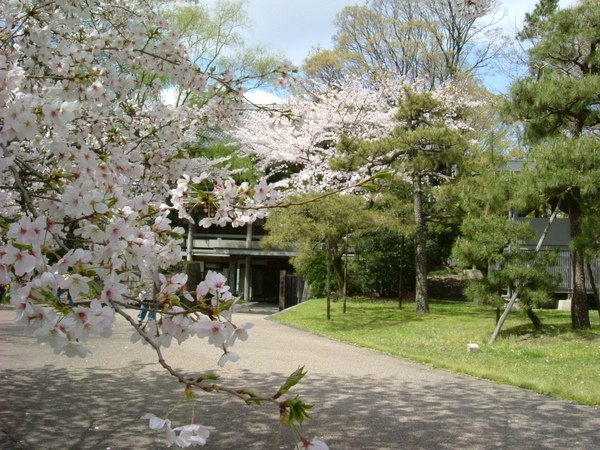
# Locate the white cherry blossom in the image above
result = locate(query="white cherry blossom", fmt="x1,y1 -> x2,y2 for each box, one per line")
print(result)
1,0 -> 325,446
172,423 -> 214,447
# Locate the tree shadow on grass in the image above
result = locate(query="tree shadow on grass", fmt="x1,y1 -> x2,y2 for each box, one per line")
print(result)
499,322 -> 600,341
1,363 -> 599,450
317,304 -> 429,333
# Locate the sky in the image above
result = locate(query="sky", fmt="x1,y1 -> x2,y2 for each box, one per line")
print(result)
200,0 -> 578,102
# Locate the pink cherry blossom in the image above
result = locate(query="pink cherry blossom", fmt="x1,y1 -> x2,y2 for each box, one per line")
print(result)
1,0 -> 321,445
192,316 -> 229,348
225,322 -> 253,346
203,270 -> 229,295
142,413 -> 172,431
7,216 -> 46,246
59,274 -> 91,298
2,245 -> 37,277
101,274 -> 127,303
296,437 -> 329,450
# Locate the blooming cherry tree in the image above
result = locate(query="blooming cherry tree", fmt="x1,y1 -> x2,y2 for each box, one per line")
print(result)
233,75 -> 480,197
237,65 -> 483,320
0,0 -> 322,447
232,76 -> 403,193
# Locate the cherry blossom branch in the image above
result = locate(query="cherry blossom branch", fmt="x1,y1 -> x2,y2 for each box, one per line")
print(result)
0,4 -> 47,46
1,1 -> 325,445
133,49 -> 182,66
8,166 -> 37,218
112,297 -> 211,317
25,75 -> 78,81
110,299 -> 189,384
110,300 -> 285,406
196,382 -> 275,406
191,176 -> 375,217
14,157 -> 54,184
8,166 -> 71,253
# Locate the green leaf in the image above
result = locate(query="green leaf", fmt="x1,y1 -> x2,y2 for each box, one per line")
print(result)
240,389 -> 262,405
201,373 -> 220,381
360,182 -> 379,192
273,366 -> 307,399
372,170 -> 394,180
281,397 -> 313,425
8,241 -> 31,251
214,299 -> 236,314
40,288 -> 59,303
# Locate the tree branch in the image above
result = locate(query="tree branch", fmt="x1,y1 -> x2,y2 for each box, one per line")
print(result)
110,299 -> 189,384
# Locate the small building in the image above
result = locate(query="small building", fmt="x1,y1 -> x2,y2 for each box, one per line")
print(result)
182,220 -> 303,307
517,217 -> 600,295
503,159 -> 600,302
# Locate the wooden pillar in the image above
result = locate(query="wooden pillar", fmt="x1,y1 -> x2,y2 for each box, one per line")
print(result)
186,221 -> 194,262
243,223 -> 253,301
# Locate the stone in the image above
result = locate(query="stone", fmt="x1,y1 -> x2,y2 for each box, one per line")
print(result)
557,299 -> 571,311
467,343 -> 481,352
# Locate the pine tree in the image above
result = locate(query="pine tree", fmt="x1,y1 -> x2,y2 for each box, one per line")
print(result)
336,88 -> 471,313
506,0 -> 600,329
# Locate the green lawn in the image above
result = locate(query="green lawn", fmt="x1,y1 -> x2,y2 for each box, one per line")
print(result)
273,298 -> 600,405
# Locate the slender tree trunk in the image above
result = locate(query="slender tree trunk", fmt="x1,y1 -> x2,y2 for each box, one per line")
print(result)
343,232 -> 348,314
326,244 -> 331,321
568,190 -> 591,329
525,307 -> 543,331
398,235 -> 404,309
413,176 -> 429,314
488,205 -> 560,345
332,254 -> 345,297
489,203 -> 561,345
586,260 -> 600,322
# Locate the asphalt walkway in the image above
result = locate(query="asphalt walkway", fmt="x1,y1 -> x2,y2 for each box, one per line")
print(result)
0,306 -> 598,449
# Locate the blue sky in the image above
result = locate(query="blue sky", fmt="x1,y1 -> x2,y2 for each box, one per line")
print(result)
200,0 -> 577,101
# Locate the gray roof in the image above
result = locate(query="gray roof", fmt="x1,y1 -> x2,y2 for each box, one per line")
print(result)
517,217 -> 570,248
505,159 -> 536,173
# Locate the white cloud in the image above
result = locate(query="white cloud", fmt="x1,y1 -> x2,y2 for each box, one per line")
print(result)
202,0 -> 356,65
498,0 -> 578,33
244,90 -> 285,105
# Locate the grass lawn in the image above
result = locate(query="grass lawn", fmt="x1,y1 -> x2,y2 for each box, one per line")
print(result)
273,298 -> 600,406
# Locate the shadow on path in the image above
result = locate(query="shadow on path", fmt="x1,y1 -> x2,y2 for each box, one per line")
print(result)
1,362 -> 599,449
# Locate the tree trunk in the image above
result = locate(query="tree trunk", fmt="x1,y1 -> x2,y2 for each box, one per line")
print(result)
326,245 -> 331,321
332,254 -> 345,297
586,260 -> 600,322
413,175 -> 429,314
398,235 -> 404,309
343,232 -> 348,314
525,307 -> 543,331
489,203 -> 561,345
568,190 -> 591,329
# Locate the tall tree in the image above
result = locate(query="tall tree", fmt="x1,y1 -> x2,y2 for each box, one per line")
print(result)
506,0 -> 600,329
335,85 -> 475,313
451,149 -> 559,331
304,0 -> 506,85
163,0 -> 289,107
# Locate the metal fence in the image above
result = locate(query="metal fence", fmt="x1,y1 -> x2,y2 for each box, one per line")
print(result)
547,251 -> 600,294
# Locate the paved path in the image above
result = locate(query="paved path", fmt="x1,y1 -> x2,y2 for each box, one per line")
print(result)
0,306 -> 598,449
